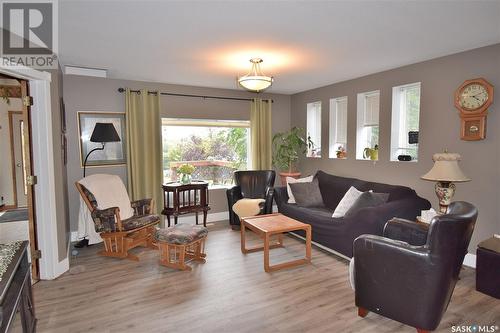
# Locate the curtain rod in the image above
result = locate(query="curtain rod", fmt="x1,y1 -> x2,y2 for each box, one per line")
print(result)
117,87 -> 273,103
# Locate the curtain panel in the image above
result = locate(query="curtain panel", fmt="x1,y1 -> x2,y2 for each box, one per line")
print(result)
125,89 -> 163,214
250,98 -> 272,170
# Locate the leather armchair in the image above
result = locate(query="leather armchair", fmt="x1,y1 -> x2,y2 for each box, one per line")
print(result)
353,201 -> 478,333
226,170 -> 276,229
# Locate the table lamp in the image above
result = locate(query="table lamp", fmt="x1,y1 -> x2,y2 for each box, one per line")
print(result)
421,152 -> 470,214
83,123 -> 121,177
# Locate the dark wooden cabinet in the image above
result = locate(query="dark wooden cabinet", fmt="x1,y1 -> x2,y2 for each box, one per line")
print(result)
162,181 -> 210,227
0,241 -> 36,333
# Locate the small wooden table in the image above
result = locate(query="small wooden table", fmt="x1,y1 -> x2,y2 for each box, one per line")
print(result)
241,213 -> 312,273
162,181 -> 210,227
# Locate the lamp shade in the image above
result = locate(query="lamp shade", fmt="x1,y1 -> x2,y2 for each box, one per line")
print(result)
90,123 -> 121,143
421,152 -> 470,182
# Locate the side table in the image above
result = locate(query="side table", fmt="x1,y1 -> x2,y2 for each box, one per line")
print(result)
476,236 -> 500,299
162,181 -> 210,227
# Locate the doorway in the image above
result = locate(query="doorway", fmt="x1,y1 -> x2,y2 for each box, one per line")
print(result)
0,76 -> 40,281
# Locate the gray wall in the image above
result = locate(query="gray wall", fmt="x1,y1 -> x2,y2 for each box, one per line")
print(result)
63,75 -> 291,232
48,67 -> 71,261
291,43 -> 500,253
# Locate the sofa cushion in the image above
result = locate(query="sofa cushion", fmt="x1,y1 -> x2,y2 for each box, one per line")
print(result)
289,179 -> 324,208
286,175 -> 314,204
332,186 -> 363,218
345,191 -> 390,217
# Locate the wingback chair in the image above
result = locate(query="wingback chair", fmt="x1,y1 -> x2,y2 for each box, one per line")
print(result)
353,201 -> 478,333
76,174 -> 160,261
226,170 -> 276,229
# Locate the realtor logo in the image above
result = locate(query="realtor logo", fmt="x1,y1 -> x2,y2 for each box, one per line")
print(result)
1,0 -> 58,68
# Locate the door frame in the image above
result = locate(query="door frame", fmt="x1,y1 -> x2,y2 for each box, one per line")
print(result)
0,62 -> 68,279
8,110 -> 23,209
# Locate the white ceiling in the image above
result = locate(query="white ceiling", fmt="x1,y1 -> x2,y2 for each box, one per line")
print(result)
59,1 -> 500,94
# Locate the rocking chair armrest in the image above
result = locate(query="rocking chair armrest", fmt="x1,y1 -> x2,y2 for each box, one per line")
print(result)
91,206 -> 123,232
131,198 -> 154,215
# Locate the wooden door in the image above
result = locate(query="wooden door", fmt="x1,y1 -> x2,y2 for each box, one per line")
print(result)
9,111 -> 27,207
19,79 -> 39,281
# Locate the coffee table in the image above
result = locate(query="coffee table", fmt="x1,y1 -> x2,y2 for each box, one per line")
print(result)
240,213 -> 312,272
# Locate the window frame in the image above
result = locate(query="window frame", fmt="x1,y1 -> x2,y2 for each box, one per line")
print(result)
356,90 -> 380,160
390,82 -> 421,162
306,101 -> 322,158
161,118 -> 251,188
329,96 -> 348,159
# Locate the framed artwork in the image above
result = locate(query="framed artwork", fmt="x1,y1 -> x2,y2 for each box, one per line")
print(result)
78,111 -> 126,167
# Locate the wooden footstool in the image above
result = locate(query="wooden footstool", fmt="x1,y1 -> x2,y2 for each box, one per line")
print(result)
155,224 -> 208,271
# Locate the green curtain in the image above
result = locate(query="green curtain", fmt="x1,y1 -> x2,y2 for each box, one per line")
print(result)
125,89 -> 163,214
250,98 -> 272,170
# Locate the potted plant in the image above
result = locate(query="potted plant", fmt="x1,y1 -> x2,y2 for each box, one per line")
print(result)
177,163 -> 195,184
272,127 -> 314,185
336,145 -> 347,159
363,144 -> 379,161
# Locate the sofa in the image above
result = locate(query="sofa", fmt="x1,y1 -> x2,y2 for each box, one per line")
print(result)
274,170 -> 431,258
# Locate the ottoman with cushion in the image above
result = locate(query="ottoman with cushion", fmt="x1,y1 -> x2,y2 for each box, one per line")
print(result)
155,224 -> 208,271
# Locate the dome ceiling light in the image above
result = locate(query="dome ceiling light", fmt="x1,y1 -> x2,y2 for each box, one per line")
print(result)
237,58 -> 273,93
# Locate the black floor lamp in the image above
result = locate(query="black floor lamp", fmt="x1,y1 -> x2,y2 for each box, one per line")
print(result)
83,122 -> 121,177
76,123 -> 121,248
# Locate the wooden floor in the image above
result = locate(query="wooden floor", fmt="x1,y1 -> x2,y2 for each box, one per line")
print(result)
34,223 -> 500,333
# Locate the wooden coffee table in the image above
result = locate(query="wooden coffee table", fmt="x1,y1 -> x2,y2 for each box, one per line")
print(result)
240,213 -> 312,272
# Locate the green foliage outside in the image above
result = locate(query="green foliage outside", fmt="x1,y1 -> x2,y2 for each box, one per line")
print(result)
163,127 -> 249,170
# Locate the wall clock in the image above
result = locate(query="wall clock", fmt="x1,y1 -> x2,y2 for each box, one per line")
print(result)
454,78 -> 494,141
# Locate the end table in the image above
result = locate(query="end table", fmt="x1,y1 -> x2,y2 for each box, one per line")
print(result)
162,181 -> 210,227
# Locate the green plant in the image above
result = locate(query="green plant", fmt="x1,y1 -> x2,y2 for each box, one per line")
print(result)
177,163 -> 195,175
272,127 -> 313,172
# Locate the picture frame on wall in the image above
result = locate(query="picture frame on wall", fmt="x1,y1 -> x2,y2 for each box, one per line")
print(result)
77,111 -> 126,167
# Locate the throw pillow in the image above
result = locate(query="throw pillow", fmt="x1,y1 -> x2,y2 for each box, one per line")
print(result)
332,186 -> 363,218
288,179 -> 324,208
286,175 -> 314,203
344,191 -> 390,217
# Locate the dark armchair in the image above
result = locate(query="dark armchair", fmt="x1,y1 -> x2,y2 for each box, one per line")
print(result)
226,170 -> 276,229
353,201 -> 478,333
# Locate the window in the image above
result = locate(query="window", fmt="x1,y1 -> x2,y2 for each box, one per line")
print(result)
162,118 -> 250,187
390,82 -> 421,161
356,91 -> 380,160
306,101 -> 321,157
329,96 -> 348,159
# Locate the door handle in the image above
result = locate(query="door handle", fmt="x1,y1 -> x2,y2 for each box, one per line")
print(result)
16,163 -> 21,167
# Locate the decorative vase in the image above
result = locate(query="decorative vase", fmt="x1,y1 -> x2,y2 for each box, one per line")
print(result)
435,181 -> 456,214
180,173 -> 192,184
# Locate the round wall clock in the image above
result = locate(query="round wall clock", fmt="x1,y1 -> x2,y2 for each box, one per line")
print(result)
454,78 -> 494,141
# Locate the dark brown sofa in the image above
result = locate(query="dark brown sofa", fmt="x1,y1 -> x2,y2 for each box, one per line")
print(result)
274,170 -> 431,258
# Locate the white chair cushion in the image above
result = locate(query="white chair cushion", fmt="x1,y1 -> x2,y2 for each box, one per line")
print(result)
78,174 -> 134,220
332,186 -> 363,218
232,198 -> 265,218
286,175 -> 314,204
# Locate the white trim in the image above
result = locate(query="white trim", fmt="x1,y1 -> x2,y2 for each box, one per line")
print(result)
0,64 -> 62,280
31,79 -> 63,279
463,253 -> 476,268
64,65 -> 107,78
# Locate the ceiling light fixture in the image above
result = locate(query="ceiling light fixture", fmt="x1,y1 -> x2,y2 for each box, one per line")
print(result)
237,58 -> 273,92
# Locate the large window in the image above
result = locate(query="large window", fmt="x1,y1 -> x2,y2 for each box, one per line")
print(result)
162,119 -> 250,187
306,101 -> 321,157
390,82 -> 421,161
356,91 -> 380,160
329,96 -> 348,159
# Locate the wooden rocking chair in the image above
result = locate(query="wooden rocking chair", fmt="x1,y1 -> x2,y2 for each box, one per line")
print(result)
76,181 -> 160,261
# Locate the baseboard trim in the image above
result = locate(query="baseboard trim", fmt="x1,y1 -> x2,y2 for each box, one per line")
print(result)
70,210 -> 231,241
289,232 -> 350,261
463,253 -> 476,268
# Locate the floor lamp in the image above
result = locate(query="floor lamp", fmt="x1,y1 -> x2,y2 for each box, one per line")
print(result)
76,123 -> 121,248
83,122 -> 121,177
